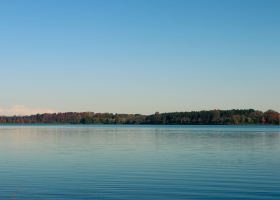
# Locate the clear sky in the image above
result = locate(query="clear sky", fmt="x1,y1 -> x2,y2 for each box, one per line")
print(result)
0,0 -> 279,115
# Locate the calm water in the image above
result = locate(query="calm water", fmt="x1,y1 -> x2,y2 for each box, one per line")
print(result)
0,125 -> 280,200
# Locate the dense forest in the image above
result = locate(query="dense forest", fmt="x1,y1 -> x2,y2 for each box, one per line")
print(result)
0,109 -> 279,125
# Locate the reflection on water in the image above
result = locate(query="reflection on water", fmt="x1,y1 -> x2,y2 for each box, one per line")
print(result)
0,125 -> 280,199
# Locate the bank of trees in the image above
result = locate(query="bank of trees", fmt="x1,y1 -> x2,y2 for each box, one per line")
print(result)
0,109 -> 279,125
144,109 -> 279,125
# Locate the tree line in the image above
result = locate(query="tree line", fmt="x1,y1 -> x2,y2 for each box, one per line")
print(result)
0,109 -> 279,125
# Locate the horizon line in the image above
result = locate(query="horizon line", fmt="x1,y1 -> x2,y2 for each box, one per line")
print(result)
0,108 -> 279,117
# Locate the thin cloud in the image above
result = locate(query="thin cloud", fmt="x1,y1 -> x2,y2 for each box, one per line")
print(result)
0,105 -> 57,116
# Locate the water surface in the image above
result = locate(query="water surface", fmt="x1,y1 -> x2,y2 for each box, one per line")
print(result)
0,125 -> 280,199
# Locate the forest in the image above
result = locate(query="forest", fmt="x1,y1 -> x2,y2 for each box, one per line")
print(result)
0,109 -> 279,125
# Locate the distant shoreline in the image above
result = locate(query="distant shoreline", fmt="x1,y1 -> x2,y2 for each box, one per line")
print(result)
0,109 -> 279,125
0,124 -> 279,126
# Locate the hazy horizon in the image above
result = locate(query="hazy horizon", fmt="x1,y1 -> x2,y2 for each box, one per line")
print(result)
0,107 -> 278,117
1,0 -> 279,115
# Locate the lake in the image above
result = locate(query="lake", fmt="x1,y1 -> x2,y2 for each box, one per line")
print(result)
0,125 -> 280,199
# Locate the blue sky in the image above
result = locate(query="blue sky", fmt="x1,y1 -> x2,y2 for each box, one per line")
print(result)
0,0 -> 279,115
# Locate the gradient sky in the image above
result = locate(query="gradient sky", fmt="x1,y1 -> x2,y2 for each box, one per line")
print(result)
0,0 -> 279,115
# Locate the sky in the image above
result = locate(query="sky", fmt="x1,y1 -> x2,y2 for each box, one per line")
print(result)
0,0 -> 279,115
